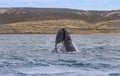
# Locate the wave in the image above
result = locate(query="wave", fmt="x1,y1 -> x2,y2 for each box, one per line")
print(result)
109,73 -> 120,76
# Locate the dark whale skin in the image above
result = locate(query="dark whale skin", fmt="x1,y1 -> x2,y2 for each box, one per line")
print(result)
55,28 -> 76,52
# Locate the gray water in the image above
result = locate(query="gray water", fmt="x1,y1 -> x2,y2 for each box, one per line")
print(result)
0,34 -> 120,76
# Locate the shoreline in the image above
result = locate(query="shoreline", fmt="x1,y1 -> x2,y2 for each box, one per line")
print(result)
0,33 -> 120,35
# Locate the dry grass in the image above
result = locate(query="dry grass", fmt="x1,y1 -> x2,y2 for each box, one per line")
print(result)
0,19 -> 120,34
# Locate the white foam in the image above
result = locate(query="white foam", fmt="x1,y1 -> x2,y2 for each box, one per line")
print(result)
16,66 -> 109,76
56,42 -> 66,53
72,41 -> 79,52
16,66 -> 79,74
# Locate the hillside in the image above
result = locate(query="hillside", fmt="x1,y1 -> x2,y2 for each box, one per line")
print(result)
0,19 -> 120,34
0,8 -> 120,34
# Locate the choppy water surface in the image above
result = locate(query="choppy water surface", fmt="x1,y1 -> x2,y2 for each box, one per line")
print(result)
0,34 -> 120,76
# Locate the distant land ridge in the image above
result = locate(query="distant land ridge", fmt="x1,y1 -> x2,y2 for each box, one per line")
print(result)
0,8 -> 120,34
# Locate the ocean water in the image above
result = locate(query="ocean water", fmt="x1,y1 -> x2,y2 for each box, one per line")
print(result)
0,34 -> 120,76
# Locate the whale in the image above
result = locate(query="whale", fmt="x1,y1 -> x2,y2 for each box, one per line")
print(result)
55,28 -> 76,52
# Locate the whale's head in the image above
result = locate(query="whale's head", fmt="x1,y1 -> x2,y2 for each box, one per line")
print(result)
55,28 -> 71,44
55,28 -> 76,52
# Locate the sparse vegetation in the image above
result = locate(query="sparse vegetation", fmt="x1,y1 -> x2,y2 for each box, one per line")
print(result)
0,8 -> 120,34
0,19 -> 120,34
